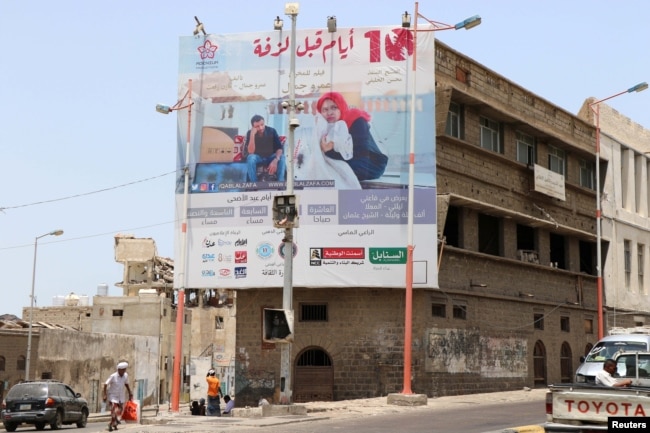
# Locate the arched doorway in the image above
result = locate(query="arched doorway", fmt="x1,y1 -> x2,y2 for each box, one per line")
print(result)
293,347 -> 333,402
560,342 -> 573,383
533,340 -> 547,387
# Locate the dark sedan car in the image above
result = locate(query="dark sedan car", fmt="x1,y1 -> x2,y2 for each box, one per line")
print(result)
1,380 -> 89,431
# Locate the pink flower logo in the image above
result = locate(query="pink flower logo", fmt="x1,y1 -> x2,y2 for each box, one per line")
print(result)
198,40 -> 218,59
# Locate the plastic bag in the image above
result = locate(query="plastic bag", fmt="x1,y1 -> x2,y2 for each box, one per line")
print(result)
122,400 -> 139,422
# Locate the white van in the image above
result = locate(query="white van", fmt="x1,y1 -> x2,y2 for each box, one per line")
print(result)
575,327 -> 650,383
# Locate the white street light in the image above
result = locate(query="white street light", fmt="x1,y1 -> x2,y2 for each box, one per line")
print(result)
156,80 -> 194,411
25,229 -> 64,381
401,1 -> 480,395
589,81 -> 647,339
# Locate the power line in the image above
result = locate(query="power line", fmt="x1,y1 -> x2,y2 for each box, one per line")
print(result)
0,221 -> 175,251
0,170 -> 178,212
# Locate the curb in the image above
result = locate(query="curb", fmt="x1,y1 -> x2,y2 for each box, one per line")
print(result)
502,426 -> 545,433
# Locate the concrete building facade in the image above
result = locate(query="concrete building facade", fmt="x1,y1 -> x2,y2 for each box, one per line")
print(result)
577,102 -> 650,328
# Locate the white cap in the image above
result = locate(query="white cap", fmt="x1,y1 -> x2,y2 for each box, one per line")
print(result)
117,361 -> 129,369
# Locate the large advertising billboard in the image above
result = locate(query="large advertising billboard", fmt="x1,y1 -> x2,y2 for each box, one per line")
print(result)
175,24 -> 437,289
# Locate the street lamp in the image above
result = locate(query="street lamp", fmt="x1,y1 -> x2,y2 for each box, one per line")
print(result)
273,1 -> 302,405
25,229 -> 63,381
589,81 -> 648,340
400,2 -> 480,396
156,79 -> 194,411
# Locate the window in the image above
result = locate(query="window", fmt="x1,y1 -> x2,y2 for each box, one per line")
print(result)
548,146 -> 565,176
479,213 -> 501,256
584,318 -> 594,334
432,303 -> 446,318
517,224 -> 535,250
445,102 -> 463,139
479,116 -> 501,153
639,244 -> 645,294
579,159 -> 595,190
17,355 -> 26,371
0,356 -> 5,371
300,303 -> 328,321
550,233 -> 566,270
443,206 -> 461,248
452,302 -> 467,320
560,342 -> 573,383
215,316 -> 224,330
112,309 -> 123,317
624,240 -> 631,289
579,240 -> 595,275
560,316 -> 570,332
516,131 -> 535,165
534,313 -> 544,330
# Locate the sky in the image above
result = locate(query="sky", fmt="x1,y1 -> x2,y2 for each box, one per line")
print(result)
1,0 -> 649,318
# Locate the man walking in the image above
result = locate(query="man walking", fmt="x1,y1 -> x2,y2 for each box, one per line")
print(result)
103,361 -> 133,431
243,114 -> 285,182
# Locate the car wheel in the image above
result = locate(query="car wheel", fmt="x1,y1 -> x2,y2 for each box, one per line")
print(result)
3,422 -> 18,432
35,421 -> 47,430
50,410 -> 63,430
76,409 -> 88,428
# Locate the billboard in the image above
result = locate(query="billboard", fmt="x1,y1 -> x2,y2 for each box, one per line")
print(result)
175,24 -> 437,289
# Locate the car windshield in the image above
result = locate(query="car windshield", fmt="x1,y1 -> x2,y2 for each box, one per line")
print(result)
585,342 -> 647,362
7,383 -> 48,399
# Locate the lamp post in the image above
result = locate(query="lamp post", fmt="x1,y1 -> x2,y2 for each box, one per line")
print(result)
156,79 -> 194,411
274,2 -> 302,405
400,2 -> 480,395
25,229 -> 63,381
589,81 -> 648,339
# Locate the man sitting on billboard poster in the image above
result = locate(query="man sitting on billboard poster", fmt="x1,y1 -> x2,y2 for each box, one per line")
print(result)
243,114 -> 285,182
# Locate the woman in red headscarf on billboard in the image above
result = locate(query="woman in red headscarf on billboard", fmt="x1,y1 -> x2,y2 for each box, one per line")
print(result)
316,92 -> 388,182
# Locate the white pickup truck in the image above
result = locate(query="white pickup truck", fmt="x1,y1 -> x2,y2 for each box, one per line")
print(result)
545,351 -> 650,432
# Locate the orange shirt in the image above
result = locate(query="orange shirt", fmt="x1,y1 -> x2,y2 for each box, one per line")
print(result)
206,376 -> 221,397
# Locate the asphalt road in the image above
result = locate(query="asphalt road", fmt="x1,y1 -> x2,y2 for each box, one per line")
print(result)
214,399 -> 544,433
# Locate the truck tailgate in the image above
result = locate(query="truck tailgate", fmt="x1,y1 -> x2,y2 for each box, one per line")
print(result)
552,386 -> 650,423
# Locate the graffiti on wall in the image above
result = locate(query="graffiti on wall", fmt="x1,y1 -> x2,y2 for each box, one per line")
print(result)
426,328 -> 527,377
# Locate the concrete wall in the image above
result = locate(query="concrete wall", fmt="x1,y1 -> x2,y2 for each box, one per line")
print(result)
36,329 -> 158,412
0,330 -> 31,399
91,294 -> 188,404
22,305 -> 93,331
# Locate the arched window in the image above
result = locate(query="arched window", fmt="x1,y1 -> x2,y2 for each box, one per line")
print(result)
296,348 -> 332,366
560,342 -> 573,383
533,340 -> 547,386
17,355 -> 26,371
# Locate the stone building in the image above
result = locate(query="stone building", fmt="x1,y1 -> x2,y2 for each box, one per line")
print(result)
232,40 -> 603,405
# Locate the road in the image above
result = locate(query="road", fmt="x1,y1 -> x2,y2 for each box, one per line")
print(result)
213,399 -> 543,433
4,395 -> 544,433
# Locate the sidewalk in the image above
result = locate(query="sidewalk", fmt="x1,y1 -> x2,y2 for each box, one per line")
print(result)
88,387 -> 547,433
